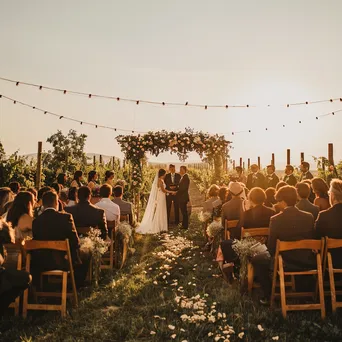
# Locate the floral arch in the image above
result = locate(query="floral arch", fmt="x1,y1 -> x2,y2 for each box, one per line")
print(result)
116,128 -> 231,193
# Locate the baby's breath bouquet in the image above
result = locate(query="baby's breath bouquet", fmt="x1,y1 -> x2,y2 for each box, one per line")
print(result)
206,220 -> 223,238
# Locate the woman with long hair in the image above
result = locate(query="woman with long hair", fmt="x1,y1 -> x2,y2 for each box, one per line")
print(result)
0,187 -> 15,217
70,170 -> 84,188
312,177 -> 330,211
57,173 -> 68,191
104,171 -> 115,187
66,187 -> 77,207
87,170 -> 98,190
7,191 -> 35,240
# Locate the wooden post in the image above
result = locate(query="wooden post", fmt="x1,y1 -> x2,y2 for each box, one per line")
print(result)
271,153 -> 275,166
99,154 -> 103,165
300,152 -> 305,162
239,157 -> 242,167
35,141 -> 42,189
328,143 -> 334,165
243,161 -> 245,170
233,160 -> 236,169
287,149 -> 291,165
258,156 -> 261,169
247,158 -> 250,169
322,157 -> 326,172
93,155 -> 96,167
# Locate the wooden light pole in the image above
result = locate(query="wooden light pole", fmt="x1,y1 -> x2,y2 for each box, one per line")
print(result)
247,158 -> 250,170
328,143 -> 334,165
286,149 -> 291,165
300,152 -> 305,163
271,153 -> 275,166
35,141 -> 42,189
257,156 -> 261,169
239,157 -> 242,167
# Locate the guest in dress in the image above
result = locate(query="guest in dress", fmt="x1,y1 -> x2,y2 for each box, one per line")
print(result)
203,185 -> 221,213
0,188 -> 14,217
265,165 -> 279,189
283,165 -> 297,186
59,191 -> 69,208
299,161 -> 314,181
311,177 -> 330,211
104,171 -> 115,187
246,164 -> 266,190
66,187 -> 77,207
315,179 -> 342,267
6,191 -> 35,240
87,171 -> 98,191
96,184 -> 120,225
218,186 -> 229,205
264,187 -> 276,208
70,170 -> 84,189
27,188 -> 38,203
57,173 -> 68,192
295,182 -> 320,220
112,186 -> 136,227
9,182 -> 20,195
235,166 -> 247,185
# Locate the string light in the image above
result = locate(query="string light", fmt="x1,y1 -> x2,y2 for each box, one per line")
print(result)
1,76 -> 340,109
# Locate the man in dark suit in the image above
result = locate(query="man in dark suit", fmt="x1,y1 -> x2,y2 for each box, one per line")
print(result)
295,182 -> 319,220
112,186 -> 136,227
265,164 -> 279,189
246,164 -> 266,190
315,179 -> 342,267
176,166 -> 190,229
32,191 -> 88,288
300,161 -> 314,181
65,186 -> 108,240
283,165 -> 298,186
164,164 -> 181,225
252,186 -> 315,302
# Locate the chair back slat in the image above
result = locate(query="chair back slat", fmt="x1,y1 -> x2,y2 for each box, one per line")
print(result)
278,239 -> 324,252
24,240 -> 68,252
76,227 -> 92,236
241,227 -> 269,238
120,215 -> 129,222
225,219 -> 239,229
107,221 -> 116,230
325,237 -> 342,249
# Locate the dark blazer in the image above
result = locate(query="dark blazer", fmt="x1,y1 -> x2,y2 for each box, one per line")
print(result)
65,201 -> 108,239
32,209 -> 80,270
246,172 -> 266,190
164,173 -> 181,191
176,174 -> 190,203
267,206 -> 315,270
300,171 -> 314,181
296,199 -> 320,220
315,203 -> 342,267
283,174 -> 298,186
240,204 -> 275,229
265,173 -> 279,189
112,197 -> 136,226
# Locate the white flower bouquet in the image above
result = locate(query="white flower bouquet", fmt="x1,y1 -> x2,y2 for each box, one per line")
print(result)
206,220 -> 223,238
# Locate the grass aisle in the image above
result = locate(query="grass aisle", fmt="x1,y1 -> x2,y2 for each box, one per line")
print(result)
1,216 -> 342,341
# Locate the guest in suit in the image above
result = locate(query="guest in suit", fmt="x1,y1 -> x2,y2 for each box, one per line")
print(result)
240,187 -> 275,230
246,164 -> 266,190
300,161 -> 314,181
176,166 -> 190,229
164,164 -> 181,225
235,167 -> 247,185
264,187 -> 276,208
32,191 -> 88,288
283,165 -> 297,186
315,179 -> 342,267
265,165 -> 279,189
311,177 -> 330,211
112,185 -> 136,227
65,186 -> 108,240
203,185 -> 221,213
295,182 -> 320,220
252,186 -> 315,302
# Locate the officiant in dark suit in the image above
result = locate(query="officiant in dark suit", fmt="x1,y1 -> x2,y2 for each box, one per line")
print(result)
246,164 -> 266,190
164,164 -> 181,225
176,166 -> 190,229
265,164 -> 279,189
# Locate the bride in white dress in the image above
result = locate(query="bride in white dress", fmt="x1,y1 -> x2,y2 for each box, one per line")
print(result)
136,169 -> 176,235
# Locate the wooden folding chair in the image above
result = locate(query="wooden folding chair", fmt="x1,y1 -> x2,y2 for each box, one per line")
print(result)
224,219 -> 239,240
120,214 -> 129,222
3,242 -> 24,316
101,221 -> 115,270
270,239 -> 325,319
323,237 -> 342,312
241,227 -> 269,295
22,239 -> 78,318
76,226 -> 92,236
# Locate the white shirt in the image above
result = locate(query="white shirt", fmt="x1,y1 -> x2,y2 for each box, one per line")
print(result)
171,173 -> 175,183
96,198 -> 120,222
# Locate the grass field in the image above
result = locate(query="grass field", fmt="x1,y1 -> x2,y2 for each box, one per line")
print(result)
0,215 -> 341,341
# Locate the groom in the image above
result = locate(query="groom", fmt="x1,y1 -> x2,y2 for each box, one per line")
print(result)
176,166 -> 190,229
165,164 -> 181,225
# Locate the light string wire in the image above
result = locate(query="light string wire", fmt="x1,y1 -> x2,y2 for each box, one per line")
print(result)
1,76 -> 341,109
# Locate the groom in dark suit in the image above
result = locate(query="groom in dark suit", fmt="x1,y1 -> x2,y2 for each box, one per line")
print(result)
176,166 -> 190,229
164,164 -> 181,225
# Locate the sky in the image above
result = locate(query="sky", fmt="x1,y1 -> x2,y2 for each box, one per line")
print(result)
0,0 -> 341,169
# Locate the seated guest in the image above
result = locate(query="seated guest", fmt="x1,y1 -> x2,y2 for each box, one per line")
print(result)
112,186 -> 136,227
66,187 -> 77,207
315,179 -> 342,267
34,186 -> 53,217
311,177 -> 330,211
32,191 -> 87,288
235,166 -> 247,185
70,170 -> 84,189
203,185 -> 221,213
27,188 -> 38,203
283,165 -> 297,186
105,171 -> 115,187
96,184 -> 120,224
246,164 -> 266,190
303,179 -> 316,203
273,182 -> 288,213
7,191 -> 35,240
252,186 -> 315,303
218,186 -> 229,205
57,173 -> 68,192
239,187 -> 275,230
264,187 -> 277,208
295,182 -> 319,220
65,186 -> 108,239
265,165 -> 279,189
0,187 -> 15,217
87,170 -> 99,191
300,161 -> 314,181
59,191 -> 69,208
276,181 -> 287,191
9,182 -> 20,195
0,219 -> 31,316
51,183 -> 64,211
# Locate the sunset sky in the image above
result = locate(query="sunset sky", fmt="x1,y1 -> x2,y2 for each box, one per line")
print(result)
0,0 -> 341,169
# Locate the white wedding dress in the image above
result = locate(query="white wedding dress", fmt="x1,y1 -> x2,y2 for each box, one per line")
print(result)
136,174 -> 168,234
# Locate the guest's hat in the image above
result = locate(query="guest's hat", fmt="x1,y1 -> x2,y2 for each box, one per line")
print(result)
228,182 -> 244,197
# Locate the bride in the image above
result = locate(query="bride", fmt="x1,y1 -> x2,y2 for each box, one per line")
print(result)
136,169 -> 176,234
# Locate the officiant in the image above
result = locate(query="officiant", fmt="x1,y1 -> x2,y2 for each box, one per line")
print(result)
164,164 -> 181,225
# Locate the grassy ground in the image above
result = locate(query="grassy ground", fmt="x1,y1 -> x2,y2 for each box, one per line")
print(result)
1,215 -> 342,342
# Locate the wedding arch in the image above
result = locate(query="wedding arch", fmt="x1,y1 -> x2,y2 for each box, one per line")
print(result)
116,128 -> 231,193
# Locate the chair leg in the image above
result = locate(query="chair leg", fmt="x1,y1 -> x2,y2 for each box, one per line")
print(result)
278,257 -> 287,318
61,272 -> 68,318
247,263 -> 254,295
328,253 -> 337,313
110,241 -> 114,270
22,288 -> 29,318
270,264 -> 278,309
317,255 -> 326,319
14,296 -> 20,316
69,272 -> 78,308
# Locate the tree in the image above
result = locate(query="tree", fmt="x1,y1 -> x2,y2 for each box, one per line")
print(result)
45,130 -> 88,175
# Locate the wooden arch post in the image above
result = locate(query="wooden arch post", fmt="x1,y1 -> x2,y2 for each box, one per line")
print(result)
286,149 -> 291,165
35,141 -> 42,189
